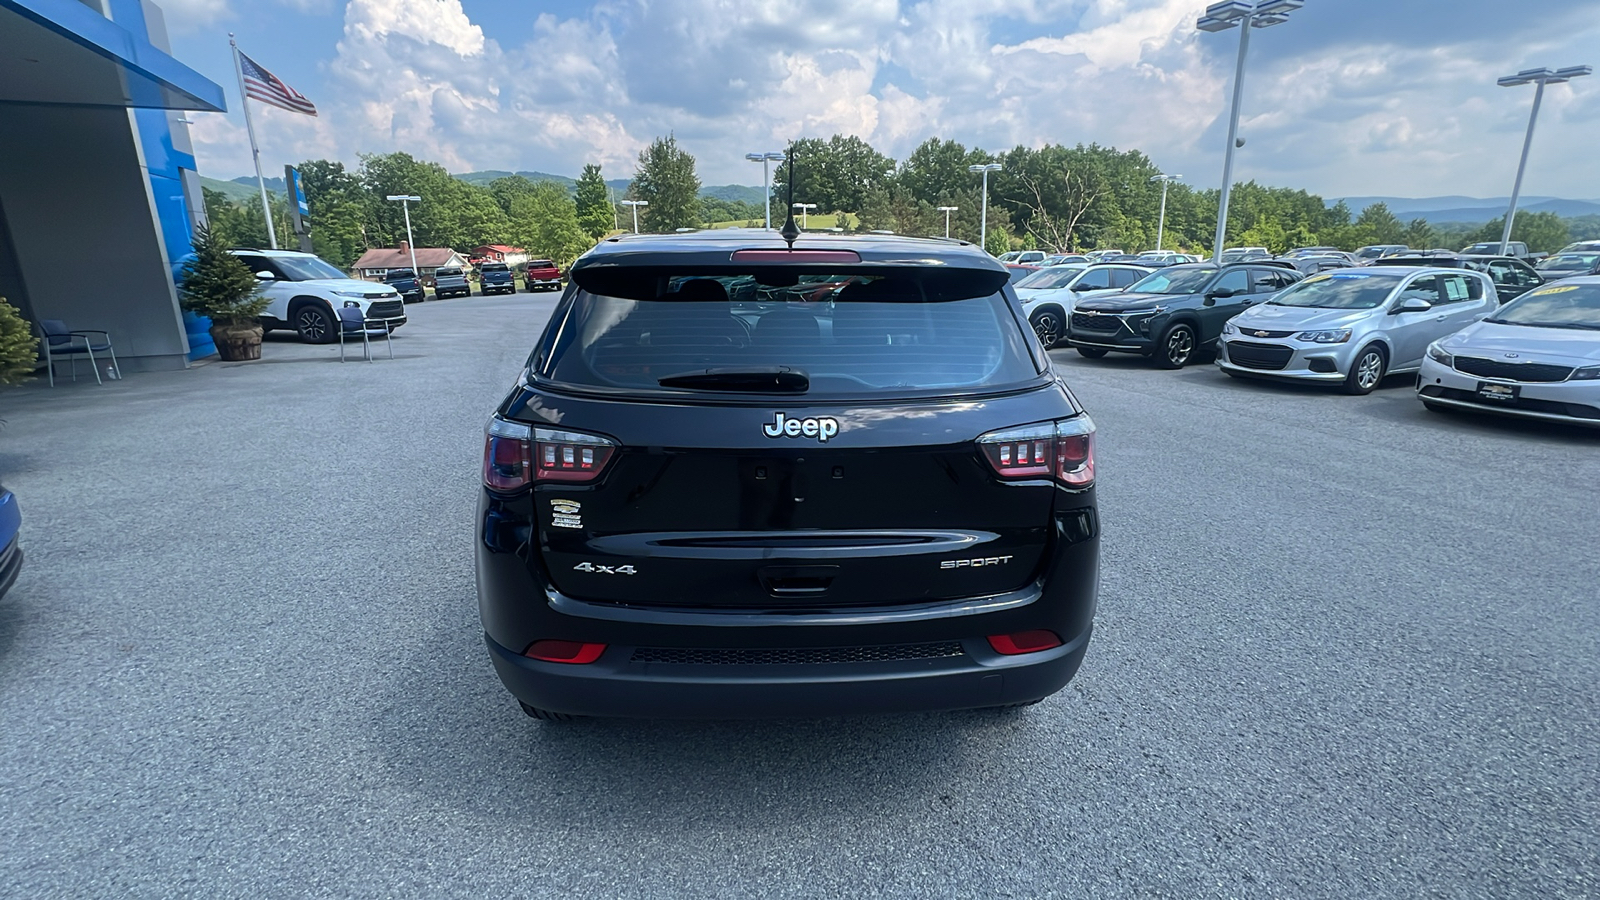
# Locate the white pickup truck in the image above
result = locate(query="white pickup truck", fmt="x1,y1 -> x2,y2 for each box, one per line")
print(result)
231,249 -> 407,344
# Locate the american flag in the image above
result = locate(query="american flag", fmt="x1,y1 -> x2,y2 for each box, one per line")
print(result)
239,51 -> 317,117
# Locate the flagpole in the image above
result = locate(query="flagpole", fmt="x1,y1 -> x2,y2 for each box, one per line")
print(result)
230,34 -> 277,249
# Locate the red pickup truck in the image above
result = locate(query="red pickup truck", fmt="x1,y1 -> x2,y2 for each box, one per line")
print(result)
522,259 -> 564,293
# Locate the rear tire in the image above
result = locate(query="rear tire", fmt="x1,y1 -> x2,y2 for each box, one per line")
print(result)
1076,347 -> 1108,359
519,701 -> 581,721
1343,344 -> 1387,395
1155,322 -> 1196,369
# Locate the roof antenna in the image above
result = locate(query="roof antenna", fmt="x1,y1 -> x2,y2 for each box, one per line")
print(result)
779,141 -> 800,248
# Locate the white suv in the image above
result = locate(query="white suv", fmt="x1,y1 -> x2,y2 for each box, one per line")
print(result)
230,249 -> 407,344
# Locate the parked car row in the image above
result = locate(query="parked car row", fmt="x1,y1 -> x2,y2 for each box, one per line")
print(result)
1038,255 -> 1600,429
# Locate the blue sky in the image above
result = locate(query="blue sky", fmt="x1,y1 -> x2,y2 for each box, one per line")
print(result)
160,0 -> 1600,199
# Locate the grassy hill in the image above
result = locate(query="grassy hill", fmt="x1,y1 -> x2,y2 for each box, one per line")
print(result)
201,175 -> 274,203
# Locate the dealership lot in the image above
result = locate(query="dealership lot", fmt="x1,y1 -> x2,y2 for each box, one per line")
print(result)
0,296 -> 1596,897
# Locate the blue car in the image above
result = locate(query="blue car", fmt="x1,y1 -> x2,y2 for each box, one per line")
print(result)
0,485 -> 20,598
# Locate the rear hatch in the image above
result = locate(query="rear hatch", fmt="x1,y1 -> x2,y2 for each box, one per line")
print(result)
502,250 -> 1088,609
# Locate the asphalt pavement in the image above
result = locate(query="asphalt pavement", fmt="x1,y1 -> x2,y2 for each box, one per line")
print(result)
0,294 -> 1596,898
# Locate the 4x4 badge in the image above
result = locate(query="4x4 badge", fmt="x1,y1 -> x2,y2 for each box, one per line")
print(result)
763,412 -> 840,442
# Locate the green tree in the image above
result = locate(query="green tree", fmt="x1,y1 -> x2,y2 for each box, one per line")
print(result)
512,182 -> 591,268
178,223 -> 268,325
295,159 -> 371,267
1468,212 -> 1570,254
627,135 -> 701,232
771,134 -> 895,215
1402,218 -> 1437,251
0,297 -> 38,386
574,164 -> 616,239
1354,202 -> 1405,246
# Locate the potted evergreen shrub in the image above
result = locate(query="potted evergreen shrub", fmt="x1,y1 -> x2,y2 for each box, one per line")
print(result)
178,224 -> 269,361
0,297 -> 38,385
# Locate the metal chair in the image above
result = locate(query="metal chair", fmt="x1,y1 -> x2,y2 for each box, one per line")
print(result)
336,302 -> 394,362
39,319 -> 118,386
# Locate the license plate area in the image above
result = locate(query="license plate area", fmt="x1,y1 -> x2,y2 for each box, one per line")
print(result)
1477,381 -> 1520,403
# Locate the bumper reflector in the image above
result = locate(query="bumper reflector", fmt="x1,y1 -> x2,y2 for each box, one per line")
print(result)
525,640 -> 607,664
987,630 -> 1063,655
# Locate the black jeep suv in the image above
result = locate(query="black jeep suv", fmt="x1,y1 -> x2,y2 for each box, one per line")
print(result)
1067,262 -> 1302,368
477,230 -> 1100,719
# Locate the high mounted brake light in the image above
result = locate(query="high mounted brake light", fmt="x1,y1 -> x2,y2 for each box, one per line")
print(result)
977,416 -> 1096,488
730,250 -> 862,264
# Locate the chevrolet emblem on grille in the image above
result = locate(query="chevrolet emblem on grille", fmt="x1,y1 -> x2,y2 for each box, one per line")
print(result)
1254,330 -> 1269,337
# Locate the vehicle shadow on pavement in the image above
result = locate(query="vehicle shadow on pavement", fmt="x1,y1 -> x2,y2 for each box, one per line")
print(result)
369,624 -> 1035,832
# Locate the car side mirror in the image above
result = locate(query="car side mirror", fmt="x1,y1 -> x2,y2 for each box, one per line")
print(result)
255,270 -> 275,280
1209,287 -> 1236,299
1395,296 -> 1433,313
1070,283 -> 1089,291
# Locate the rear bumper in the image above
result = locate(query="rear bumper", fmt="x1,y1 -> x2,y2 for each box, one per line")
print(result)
485,627 -> 1090,719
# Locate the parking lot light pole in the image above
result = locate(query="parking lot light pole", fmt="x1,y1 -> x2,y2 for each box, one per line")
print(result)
1495,65 -> 1591,256
1149,174 -> 1182,251
938,206 -> 958,238
745,151 -> 785,228
620,200 -> 647,234
968,163 -> 1002,252
1197,1 -> 1303,262
792,202 -> 816,230
385,194 -> 422,276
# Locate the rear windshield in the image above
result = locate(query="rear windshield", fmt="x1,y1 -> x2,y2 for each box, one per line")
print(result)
537,273 -> 1042,400
386,269 -> 415,278
437,267 -> 463,276
529,260 -> 555,268
481,263 -> 508,272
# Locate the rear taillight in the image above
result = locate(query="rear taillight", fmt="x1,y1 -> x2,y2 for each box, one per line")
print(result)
482,417 -> 617,490
977,415 -> 1095,488
533,426 -> 617,483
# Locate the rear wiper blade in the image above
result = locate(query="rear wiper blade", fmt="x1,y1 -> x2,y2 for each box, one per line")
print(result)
657,367 -> 810,392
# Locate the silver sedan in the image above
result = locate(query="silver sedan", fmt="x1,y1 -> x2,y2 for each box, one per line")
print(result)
1417,276 -> 1600,427
1216,267 -> 1496,394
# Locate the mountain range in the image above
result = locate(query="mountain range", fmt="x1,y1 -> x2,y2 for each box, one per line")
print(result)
201,173 -> 1596,225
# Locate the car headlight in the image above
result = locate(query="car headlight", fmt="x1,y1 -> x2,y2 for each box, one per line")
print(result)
333,290 -> 370,298
1572,366 -> 1600,381
1426,343 -> 1454,367
1222,321 -> 1238,335
1297,330 -> 1352,344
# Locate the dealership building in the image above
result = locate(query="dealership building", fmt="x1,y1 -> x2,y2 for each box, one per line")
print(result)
0,0 -> 225,373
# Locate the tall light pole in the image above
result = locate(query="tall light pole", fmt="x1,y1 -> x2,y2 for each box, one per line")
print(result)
968,163 -> 1002,253
385,194 -> 421,276
792,202 -> 816,230
1149,174 -> 1183,251
745,151 -> 785,228
1495,65 -> 1591,255
938,206 -> 958,238
1197,1 -> 1304,262
621,199 -> 647,234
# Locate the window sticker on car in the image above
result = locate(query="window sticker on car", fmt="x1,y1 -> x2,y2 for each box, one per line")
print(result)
1528,285 -> 1579,296
1304,274 -> 1331,283
1329,273 -> 1373,278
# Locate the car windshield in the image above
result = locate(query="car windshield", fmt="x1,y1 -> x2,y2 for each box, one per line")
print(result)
481,263 -> 508,272
387,269 -> 415,279
538,272 -> 1042,400
1015,267 -> 1083,289
1540,254 -> 1598,269
276,255 -> 349,281
1268,272 -> 1400,309
529,260 -> 555,268
437,267 -> 463,276
1485,283 -> 1600,330
1127,266 -> 1216,295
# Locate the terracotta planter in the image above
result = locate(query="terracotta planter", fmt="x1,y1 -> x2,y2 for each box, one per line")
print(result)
209,322 -> 263,362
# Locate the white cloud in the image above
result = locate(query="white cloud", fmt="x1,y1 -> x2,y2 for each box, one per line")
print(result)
187,0 -> 1600,199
